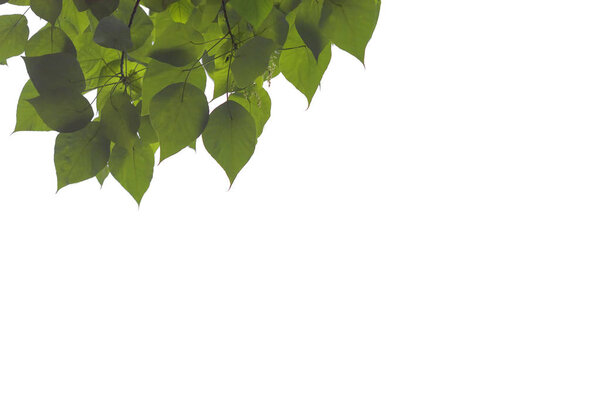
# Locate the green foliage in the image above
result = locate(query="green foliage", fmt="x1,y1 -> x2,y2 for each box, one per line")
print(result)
1,0 -> 380,204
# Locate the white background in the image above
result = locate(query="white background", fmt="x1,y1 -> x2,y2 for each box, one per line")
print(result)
1,0 -> 600,399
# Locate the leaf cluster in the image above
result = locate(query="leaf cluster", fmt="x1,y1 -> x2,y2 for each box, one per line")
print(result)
1,0 -> 380,203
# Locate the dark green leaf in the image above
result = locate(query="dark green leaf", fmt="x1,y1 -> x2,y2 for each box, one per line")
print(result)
23,52 -> 86,94
93,15 -> 133,51
54,121 -> 111,190
115,0 -> 153,51
295,0 -> 327,60
28,89 -> 94,133
86,0 -> 119,20
30,0 -> 62,24
99,91 -> 140,148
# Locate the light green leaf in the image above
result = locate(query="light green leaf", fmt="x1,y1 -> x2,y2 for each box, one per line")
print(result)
54,121 -> 111,190
319,0 -> 381,63
30,0 -> 62,24
25,26 -> 76,57
187,0 -> 221,33
14,80 -> 51,133
96,165 -> 110,186
295,0 -> 327,60
168,0 -> 195,23
231,36 -> 276,88
142,0 -> 179,12
28,88 -> 93,133
149,20 -> 202,66
280,17 -> 331,105
255,8 -> 289,46
139,115 -> 159,144
141,58 -> 207,115
230,85 -> 271,137
229,0 -> 273,27
149,82 -> 209,161
202,100 -> 257,185
0,14 -> 29,63
109,139 -> 155,204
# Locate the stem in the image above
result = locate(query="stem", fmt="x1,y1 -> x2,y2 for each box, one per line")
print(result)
221,0 -> 237,49
120,0 -> 142,77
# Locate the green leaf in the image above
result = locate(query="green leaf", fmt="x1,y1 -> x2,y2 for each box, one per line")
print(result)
187,0 -> 221,33
23,52 -> 86,94
295,0 -> 327,60
255,8 -> 289,46
99,91 -> 140,148
115,0 -> 153,51
142,0 -> 179,12
58,0 -> 91,37
0,14 -> 29,63
168,0 -> 195,23
109,139 -> 155,204
276,0 -> 301,13
25,26 -> 76,57
202,100 -> 257,185
96,165 -> 110,186
86,0 -> 119,20
30,0 -> 62,24
230,85 -> 271,137
28,89 -> 94,133
73,0 -> 89,11
14,80 -> 51,133
141,58 -> 206,115
229,0 -> 273,27
54,121 -> 111,190
231,36 -> 276,88
149,20 -> 202,67
319,0 -> 381,63
93,15 -> 133,51
149,82 -> 209,162
139,115 -> 159,144
280,17 -> 331,105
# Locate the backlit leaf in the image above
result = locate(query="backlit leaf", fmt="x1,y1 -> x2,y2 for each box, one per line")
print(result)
202,100 -> 257,185
149,82 -> 209,161
319,0 -> 381,63
109,139 -> 155,204
0,14 -> 29,63
229,0 -> 273,27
